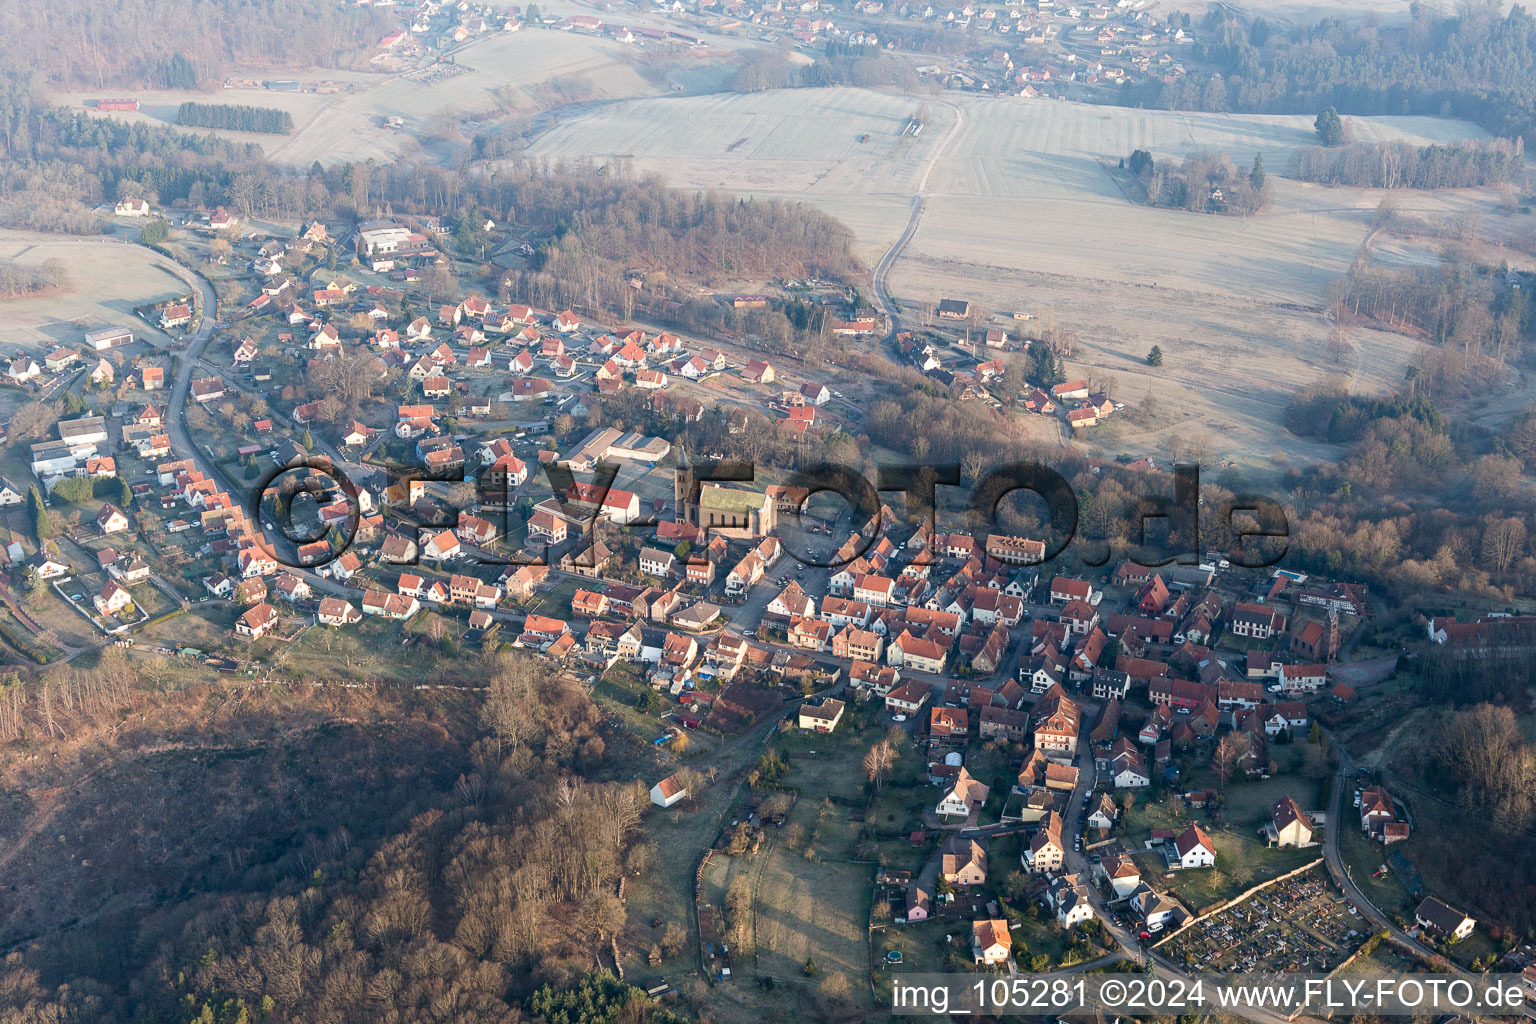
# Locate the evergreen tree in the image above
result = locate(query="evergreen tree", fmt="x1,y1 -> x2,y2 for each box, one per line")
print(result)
27,486 -> 53,539
1249,153 -> 1266,189
176,102 -> 293,134
1146,345 -> 1164,366
1314,107 -> 1346,146
1030,345 -> 1062,385
301,429 -> 314,451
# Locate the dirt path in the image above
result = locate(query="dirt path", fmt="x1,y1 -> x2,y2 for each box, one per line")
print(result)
0,766 -> 101,875
870,101 -> 965,333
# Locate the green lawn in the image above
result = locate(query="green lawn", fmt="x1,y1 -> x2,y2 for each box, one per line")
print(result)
1122,798 -> 1321,916
874,919 -> 974,1003
1153,838 -> 1316,915
1337,825 -> 1412,916
1440,926 -> 1501,970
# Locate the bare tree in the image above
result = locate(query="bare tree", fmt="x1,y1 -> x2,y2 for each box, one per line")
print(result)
863,739 -> 896,790
1212,734 -> 1243,789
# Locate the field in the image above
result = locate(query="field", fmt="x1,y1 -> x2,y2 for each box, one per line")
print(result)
57,19 -> 732,168
527,87 -> 940,262
527,87 -> 1499,475
0,230 -> 182,342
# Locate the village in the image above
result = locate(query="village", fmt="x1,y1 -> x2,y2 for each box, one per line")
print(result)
351,0 -> 1199,110
0,200 -> 1529,1012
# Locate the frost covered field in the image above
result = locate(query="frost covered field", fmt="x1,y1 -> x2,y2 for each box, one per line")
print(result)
530,88 -> 1498,471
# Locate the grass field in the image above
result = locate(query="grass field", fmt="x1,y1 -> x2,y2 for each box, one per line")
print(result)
1337,824 -> 1412,917
1121,793 -> 1319,914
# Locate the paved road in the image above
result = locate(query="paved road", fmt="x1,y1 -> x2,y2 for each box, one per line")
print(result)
1051,726 -> 1319,1024
1320,741 -> 1464,972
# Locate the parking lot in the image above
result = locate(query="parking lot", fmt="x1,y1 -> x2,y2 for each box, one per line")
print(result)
1161,868 -> 1369,972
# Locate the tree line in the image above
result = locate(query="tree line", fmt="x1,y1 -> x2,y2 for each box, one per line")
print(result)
1292,139 -> 1522,189
0,256 -> 66,297
1118,3 -> 1536,147
1332,255 -> 1532,367
177,101 -> 294,134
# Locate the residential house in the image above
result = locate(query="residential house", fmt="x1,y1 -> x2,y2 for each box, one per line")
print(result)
316,598 -> 362,626
235,602 -> 279,638
941,837 -> 988,886
936,767 -> 989,818
884,680 -> 931,716
1415,898 -> 1475,941
930,705 -> 968,738
94,581 -> 133,617
1100,855 -> 1141,898
972,919 -> 1012,965
1268,795 -> 1315,848
1174,824 -> 1216,868
1025,811 -> 1065,873
797,697 -> 845,733
96,504 -> 129,535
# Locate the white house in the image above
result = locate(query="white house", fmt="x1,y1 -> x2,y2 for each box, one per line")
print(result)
1174,824 -> 1216,868
1100,855 -> 1141,898
1051,877 -> 1096,929
93,580 -> 132,617
1130,883 -> 1182,930
935,768 -> 989,818
650,773 -> 688,808
1415,897 -> 1475,941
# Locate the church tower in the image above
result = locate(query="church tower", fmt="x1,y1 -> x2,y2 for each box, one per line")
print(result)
673,441 -> 696,525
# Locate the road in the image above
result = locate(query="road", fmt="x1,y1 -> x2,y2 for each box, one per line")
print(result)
1053,725 -> 1319,1024
869,101 -> 965,335
1320,741 -> 1461,972
156,253 -> 545,635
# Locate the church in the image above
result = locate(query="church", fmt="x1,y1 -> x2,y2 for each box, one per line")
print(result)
674,444 -> 777,539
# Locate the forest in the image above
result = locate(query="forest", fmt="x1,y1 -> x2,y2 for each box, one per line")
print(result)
177,101 -> 294,134
0,0 -> 385,88
1332,256 -> 1532,367
1120,2 -> 1536,146
1292,139 -> 1522,189
0,256 -> 67,297
0,650 -> 691,1024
